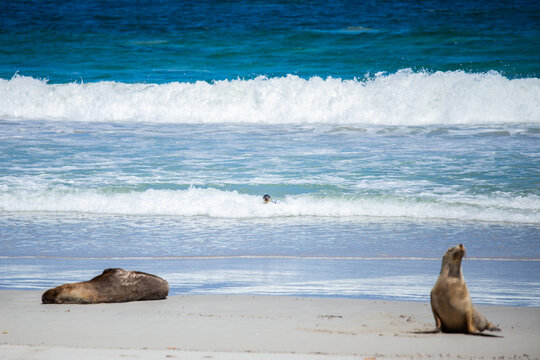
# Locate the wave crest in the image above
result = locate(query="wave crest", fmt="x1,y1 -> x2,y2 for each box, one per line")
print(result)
1,187 -> 538,224
1,70 -> 539,125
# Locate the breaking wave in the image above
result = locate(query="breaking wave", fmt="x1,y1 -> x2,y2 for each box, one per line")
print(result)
1,70 -> 539,125
1,187 -> 538,224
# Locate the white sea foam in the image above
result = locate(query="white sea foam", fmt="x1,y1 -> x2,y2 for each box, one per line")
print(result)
1,70 -> 539,125
1,187 -> 538,224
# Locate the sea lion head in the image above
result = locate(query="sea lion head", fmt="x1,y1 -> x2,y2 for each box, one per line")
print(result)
42,283 -> 94,304
440,244 -> 466,278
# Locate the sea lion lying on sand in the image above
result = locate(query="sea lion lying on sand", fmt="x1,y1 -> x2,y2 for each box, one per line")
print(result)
42,268 -> 169,304
430,244 -> 500,335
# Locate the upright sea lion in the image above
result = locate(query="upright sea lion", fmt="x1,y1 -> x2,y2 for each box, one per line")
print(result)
42,268 -> 169,304
430,244 -> 500,334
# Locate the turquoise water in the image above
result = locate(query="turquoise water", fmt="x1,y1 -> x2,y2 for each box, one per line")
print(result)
1,1 -> 539,305
1,121 -> 539,305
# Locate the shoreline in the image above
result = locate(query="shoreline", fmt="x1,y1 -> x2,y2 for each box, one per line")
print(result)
1,290 -> 539,359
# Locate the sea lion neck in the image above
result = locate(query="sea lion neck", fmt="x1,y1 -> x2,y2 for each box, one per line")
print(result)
445,258 -> 463,278
440,246 -> 465,278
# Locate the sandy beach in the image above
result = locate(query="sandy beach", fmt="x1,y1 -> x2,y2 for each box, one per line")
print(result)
1,290 -> 538,359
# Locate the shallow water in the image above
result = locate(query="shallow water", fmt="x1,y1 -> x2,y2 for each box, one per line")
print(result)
1,1 -> 539,306
1,253 -> 539,306
1,121 -> 539,306
1,211 -> 539,305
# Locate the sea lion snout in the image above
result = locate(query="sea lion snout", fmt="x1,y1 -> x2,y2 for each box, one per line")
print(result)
41,284 -> 80,304
445,244 -> 465,261
41,288 -> 57,304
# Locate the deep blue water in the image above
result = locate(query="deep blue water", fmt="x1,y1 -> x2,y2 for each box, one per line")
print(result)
1,0 -> 539,306
1,0 -> 539,83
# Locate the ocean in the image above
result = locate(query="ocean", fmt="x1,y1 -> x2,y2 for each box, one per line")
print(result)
1,0 -> 539,306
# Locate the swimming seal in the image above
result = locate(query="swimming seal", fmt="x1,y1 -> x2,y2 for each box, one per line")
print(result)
42,268 -> 169,304
430,244 -> 500,334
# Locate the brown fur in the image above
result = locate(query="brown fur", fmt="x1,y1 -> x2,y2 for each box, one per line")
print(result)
430,244 -> 500,334
42,268 -> 169,304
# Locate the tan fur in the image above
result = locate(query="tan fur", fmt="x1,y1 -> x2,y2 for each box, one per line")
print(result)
430,244 -> 500,334
42,268 -> 169,304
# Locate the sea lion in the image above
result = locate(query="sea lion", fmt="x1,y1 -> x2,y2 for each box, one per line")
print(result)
430,244 -> 500,334
42,268 -> 169,304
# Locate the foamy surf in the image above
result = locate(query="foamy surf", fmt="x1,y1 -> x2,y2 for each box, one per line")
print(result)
1,70 -> 539,125
1,187 -> 538,224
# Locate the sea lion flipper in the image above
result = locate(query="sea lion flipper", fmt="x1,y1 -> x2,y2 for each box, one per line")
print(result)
466,310 -> 479,334
486,322 -> 501,332
102,268 -> 121,274
468,331 -> 504,338
433,310 -> 442,330
411,329 -> 441,334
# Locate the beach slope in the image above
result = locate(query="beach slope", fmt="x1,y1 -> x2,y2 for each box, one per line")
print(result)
0,290 -> 538,359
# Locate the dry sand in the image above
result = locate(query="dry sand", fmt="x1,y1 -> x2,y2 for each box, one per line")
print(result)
0,290 -> 538,359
